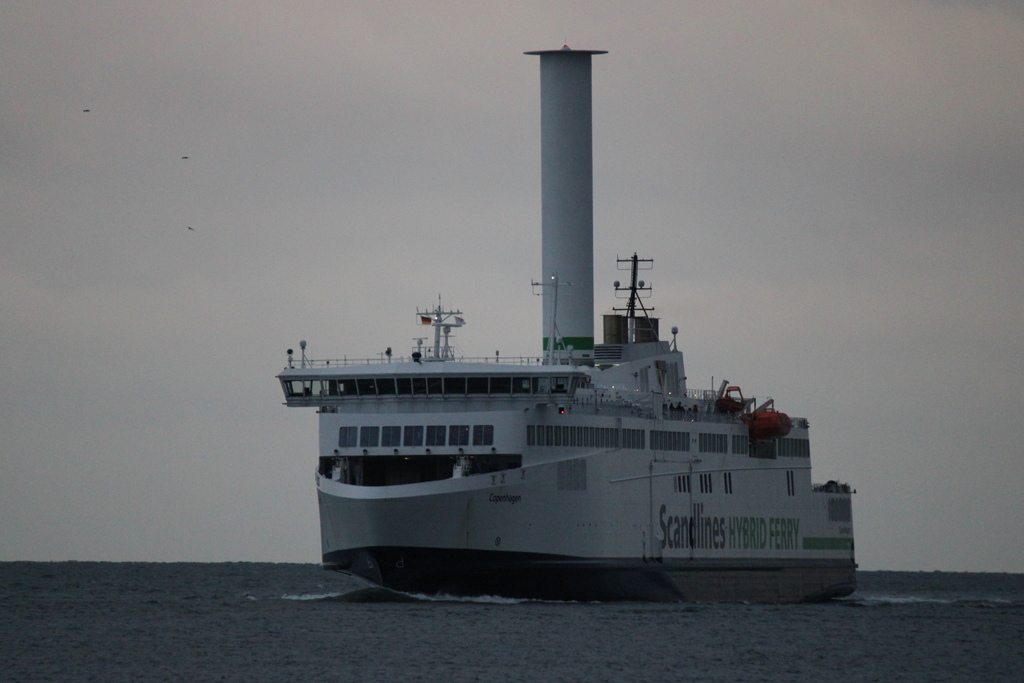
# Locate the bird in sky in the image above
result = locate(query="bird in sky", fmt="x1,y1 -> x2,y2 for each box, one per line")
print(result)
182,156 -> 189,159
187,226 -> 194,231
83,109 -> 90,112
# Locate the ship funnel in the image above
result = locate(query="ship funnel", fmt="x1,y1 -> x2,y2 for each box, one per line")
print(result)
526,46 -> 606,363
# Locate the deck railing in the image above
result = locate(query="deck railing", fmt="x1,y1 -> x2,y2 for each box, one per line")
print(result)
288,355 -> 550,369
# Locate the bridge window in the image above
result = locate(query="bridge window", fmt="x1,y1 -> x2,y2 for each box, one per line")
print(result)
395,378 -> 412,395
356,378 -> 376,396
443,377 -> 466,395
412,377 -> 427,395
490,377 -> 512,394
513,378 -> 532,394
467,377 -> 489,394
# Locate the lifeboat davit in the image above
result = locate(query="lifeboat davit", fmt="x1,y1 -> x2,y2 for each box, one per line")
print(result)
743,409 -> 792,440
716,386 -> 746,413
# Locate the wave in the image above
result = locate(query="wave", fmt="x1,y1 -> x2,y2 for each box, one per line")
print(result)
406,592 -> 532,605
840,594 -> 1019,608
280,587 -> 436,603
280,587 -> 542,604
280,591 -> 352,602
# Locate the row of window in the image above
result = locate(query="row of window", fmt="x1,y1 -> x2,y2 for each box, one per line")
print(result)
672,470 -> 781,496
651,430 -> 690,452
528,425 -> 809,456
778,438 -> 811,458
287,375 -> 577,399
341,422 -> 811,454
699,433 -> 729,454
528,425 -> 620,449
674,473 -> 725,495
674,473 -> 731,495
339,424 -> 494,448
622,429 -> 646,450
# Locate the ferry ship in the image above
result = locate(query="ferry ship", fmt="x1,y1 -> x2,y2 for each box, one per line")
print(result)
277,47 -> 856,602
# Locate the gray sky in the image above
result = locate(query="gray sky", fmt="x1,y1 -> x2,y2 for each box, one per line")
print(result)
2,1 -> 1022,572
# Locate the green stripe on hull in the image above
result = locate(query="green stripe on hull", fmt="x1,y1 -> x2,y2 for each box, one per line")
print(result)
802,537 -> 855,551
542,336 -> 595,351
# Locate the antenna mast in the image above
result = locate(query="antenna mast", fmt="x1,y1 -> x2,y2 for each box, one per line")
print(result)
613,253 -> 655,343
532,273 -> 572,364
415,301 -> 465,361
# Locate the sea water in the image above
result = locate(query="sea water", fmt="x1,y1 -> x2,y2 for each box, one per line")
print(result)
2,563 -> 1022,682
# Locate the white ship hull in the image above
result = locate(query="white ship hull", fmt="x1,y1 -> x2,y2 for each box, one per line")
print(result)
313,405 -> 855,602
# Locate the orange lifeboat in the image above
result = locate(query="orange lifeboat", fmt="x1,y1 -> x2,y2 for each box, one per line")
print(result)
743,407 -> 792,440
715,386 -> 746,414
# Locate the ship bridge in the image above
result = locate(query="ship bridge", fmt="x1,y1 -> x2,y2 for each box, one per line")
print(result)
279,361 -> 591,408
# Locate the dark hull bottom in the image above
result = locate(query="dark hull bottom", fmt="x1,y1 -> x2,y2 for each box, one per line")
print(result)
323,547 -> 856,603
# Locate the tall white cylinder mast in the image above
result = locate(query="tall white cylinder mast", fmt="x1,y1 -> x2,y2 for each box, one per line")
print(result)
526,46 -> 606,363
